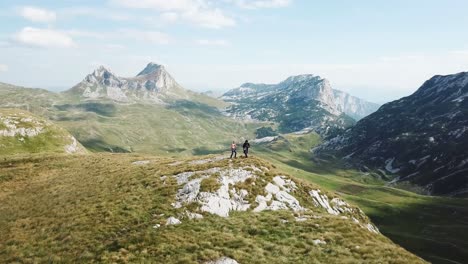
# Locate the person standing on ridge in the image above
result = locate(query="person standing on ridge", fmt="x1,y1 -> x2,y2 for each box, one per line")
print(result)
243,140 -> 250,158
230,141 -> 237,159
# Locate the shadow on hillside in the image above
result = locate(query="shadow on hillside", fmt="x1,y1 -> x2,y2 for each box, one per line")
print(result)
192,147 -> 225,156
81,139 -> 131,153
356,196 -> 468,264
54,102 -> 117,117
167,100 -> 222,118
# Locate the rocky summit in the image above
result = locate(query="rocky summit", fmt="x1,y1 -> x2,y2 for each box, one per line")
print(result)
221,74 -> 378,136
66,63 -> 186,103
315,72 -> 468,197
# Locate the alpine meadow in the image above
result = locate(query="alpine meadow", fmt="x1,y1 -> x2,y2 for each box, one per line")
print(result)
1,1 -> 467,264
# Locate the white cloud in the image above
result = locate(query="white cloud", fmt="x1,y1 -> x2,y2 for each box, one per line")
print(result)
0,64 -> 8,72
13,27 -> 75,48
182,8 -> 235,29
196,39 -> 230,46
65,28 -> 171,44
105,44 -> 126,50
113,0 -> 235,29
112,0 -> 203,11
60,7 -> 133,21
19,6 -> 56,23
229,0 -> 292,9
160,12 -> 179,23
118,29 -> 172,44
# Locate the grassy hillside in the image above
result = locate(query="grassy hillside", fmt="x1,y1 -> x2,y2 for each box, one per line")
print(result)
0,154 -> 424,263
51,100 -> 258,155
0,108 -> 85,155
254,132 -> 468,264
0,83 -> 258,155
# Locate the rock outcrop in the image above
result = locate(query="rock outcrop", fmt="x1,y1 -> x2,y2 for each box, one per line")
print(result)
0,108 -> 86,155
164,157 -> 379,234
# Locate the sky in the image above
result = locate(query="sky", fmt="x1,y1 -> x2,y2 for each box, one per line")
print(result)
1,0 -> 468,103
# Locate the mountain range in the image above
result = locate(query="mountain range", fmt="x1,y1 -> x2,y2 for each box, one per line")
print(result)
315,72 -> 468,197
221,75 -> 379,136
1,64 -> 468,263
0,63 -> 250,154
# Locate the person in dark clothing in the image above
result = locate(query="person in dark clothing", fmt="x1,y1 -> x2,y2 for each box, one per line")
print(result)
243,140 -> 250,158
230,141 -> 237,159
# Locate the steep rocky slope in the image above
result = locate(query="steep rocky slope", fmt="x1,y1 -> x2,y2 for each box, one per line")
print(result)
222,76 -> 353,136
316,72 -> 468,197
0,154 -> 425,263
222,75 -> 378,136
333,89 -> 380,120
65,63 -> 190,103
0,108 -> 85,155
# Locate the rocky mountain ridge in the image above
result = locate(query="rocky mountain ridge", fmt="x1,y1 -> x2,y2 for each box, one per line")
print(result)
222,74 -> 378,136
66,63 -> 187,103
315,72 -> 468,197
222,75 -> 379,121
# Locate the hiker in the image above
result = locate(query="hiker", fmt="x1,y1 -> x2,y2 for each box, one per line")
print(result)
243,140 -> 250,158
230,141 -> 237,158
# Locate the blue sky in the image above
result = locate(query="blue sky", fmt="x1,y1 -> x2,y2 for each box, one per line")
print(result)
1,0 -> 468,103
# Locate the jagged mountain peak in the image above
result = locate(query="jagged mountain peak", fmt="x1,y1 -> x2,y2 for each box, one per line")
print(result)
281,74 -> 321,84
137,62 -> 166,77
240,82 -> 258,88
67,63 -> 184,103
91,65 -> 115,77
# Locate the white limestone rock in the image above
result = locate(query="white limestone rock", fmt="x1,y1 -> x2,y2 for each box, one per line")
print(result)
65,136 -> 79,154
205,257 -> 239,264
312,239 -> 327,245
166,217 -> 181,225
172,167 -> 255,217
254,176 -> 304,213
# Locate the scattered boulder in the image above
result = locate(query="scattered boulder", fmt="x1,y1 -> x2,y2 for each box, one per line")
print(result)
132,160 -> 150,165
166,217 -> 181,226
205,257 -> 239,264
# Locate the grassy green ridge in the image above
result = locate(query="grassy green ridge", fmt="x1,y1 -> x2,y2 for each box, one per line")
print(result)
254,133 -> 468,264
0,108 -> 85,155
0,154 -> 424,263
